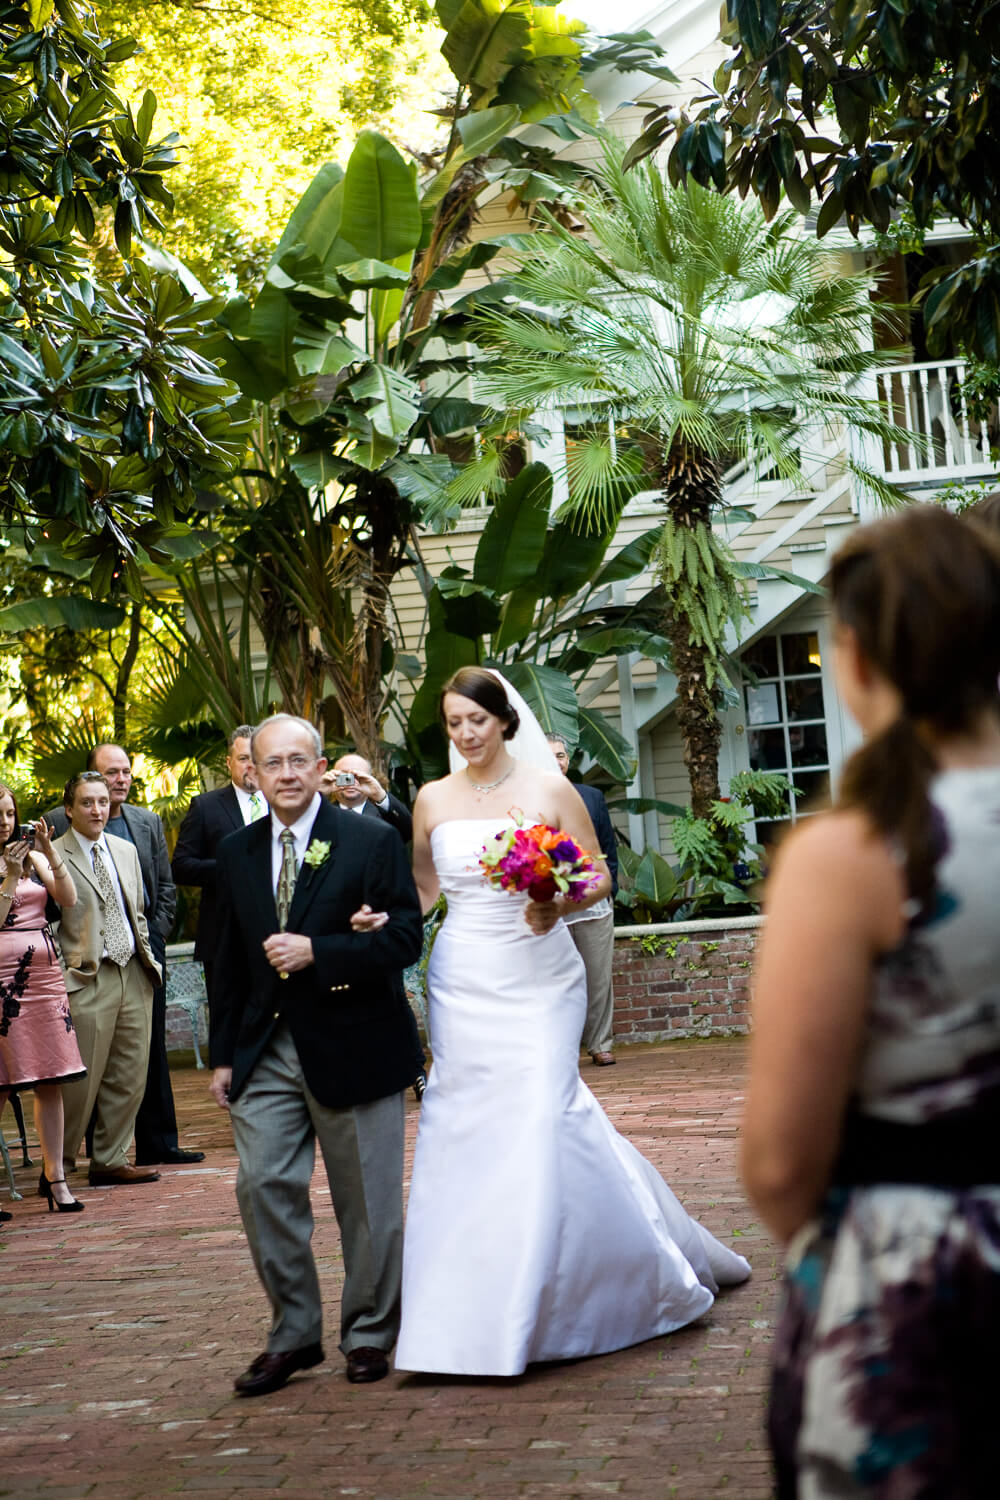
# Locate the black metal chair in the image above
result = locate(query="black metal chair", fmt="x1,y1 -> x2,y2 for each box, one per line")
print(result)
1,1092 -> 32,1201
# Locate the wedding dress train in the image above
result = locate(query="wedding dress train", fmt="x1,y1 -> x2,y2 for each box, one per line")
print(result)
395,819 -> 750,1376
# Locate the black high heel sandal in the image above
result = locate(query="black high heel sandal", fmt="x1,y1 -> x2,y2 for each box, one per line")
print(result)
38,1171 -> 84,1214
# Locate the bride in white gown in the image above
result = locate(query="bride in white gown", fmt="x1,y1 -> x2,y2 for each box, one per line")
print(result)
395,667 -> 750,1377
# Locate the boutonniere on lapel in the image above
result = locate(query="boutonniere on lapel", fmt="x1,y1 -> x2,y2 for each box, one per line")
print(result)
303,840 -> 331,879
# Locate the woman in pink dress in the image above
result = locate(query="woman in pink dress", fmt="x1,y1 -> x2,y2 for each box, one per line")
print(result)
0,781 -> 85,1216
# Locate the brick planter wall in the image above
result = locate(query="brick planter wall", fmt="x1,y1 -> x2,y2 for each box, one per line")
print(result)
165,917 -> 763,1057
611,915 -> 761,1043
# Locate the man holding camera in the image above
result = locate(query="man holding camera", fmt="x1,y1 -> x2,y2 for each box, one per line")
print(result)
322,755 -> 413,843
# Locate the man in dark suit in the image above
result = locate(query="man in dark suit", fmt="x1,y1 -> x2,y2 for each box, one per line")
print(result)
547,734 -> 620,1067
209,714 -> 423,1396
46,743 -> 202,1164
323,753 -> 413,842
172,726 -> 265,998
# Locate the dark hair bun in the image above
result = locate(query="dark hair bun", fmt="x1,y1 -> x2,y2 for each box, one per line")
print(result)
440,666 -> 520,739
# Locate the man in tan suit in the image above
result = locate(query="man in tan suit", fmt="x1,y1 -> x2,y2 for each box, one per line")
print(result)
53,771 -> 163,1185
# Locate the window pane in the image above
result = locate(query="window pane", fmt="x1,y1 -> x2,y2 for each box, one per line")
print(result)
785,678 -> 826,722
749,726 -> 787,770
743,637 -> 779,679
781,631 -> 822,675
789,722 -> 828,768
792,769 -> 831,808
745,681 -> 782,725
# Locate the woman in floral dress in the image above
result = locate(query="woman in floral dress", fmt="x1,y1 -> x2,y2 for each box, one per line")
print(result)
744,505 -> 1000,1496
0,782 -> 85,1215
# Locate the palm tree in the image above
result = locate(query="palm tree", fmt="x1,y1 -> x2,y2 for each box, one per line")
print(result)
477,132 -> 906,818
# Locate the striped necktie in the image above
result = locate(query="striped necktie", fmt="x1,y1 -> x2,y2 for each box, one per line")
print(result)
276,828 -> 298,930
249,791 -> 265,821
92,844 -> 133,967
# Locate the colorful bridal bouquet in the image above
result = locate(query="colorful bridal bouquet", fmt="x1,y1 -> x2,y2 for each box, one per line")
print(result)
479,819 -> 600,904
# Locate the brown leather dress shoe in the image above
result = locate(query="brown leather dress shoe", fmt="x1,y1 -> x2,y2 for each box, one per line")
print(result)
590,1051 -> 616,1066
234,1343 -> 325,1397
88,1164 -> 161,1185
345,1346 -> 390,1383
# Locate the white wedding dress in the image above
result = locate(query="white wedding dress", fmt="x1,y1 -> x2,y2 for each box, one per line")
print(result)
395,819 -> 751,1377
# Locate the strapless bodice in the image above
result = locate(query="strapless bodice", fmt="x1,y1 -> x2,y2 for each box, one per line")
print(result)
430,818 -> 540,943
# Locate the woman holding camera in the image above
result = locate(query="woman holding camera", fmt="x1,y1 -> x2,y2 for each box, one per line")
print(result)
0,781 -> 85,1216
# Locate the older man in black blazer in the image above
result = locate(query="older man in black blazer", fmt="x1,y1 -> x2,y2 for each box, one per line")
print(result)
45,743 -> 201,1164
209,714 -> 422,1396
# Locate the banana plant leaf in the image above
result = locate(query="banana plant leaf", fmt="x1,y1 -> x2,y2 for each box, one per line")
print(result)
0,595 -> 126,631
341,131 -> 421,263
576,706 -> 637,782
500,660 -> 579,743
473,462 -> 552,592
633,847 -> 679,904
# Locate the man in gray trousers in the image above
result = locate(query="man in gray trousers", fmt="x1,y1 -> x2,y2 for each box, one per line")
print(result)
208,715 -> 423,1395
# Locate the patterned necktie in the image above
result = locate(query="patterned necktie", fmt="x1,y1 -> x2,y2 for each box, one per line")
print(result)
249,791 -> 265,821
276,828 -> 298,931
92,843 -> 133,967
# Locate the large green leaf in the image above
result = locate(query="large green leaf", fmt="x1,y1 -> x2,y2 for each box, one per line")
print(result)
438,576 -> 503,638
533,520 -> 613,602
633,847 -> 679,904
593,526 -> 662,586
0,596 -> 126,632
492,583 -> 538,654
266,161 -> 345,271
576,626 -> 672,665
577,705 -> 637,782
501,660 -> 578,743
473,462 -> 551,592
349,364 -> 422,439
372,250 -> 414,346
341,131 -> 421,263
289,450 -> 353,490
442,3 -> 530,98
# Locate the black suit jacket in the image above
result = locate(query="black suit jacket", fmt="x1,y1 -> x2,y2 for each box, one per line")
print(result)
360,791 -> 412,844
575,783 -> 619,897
45,802 -> 176,939
210,797 -> 423,1108
171,784 -> 244,961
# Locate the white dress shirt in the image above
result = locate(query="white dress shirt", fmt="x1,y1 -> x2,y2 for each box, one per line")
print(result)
269,793 -> 322,893
74,829 -> 136,960
234,783 -> 267,826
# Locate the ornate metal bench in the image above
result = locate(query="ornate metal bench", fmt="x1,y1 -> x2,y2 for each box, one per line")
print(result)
165,942 -> 209,1069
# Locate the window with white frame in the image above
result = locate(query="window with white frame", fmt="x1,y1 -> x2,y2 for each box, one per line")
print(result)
742,630 -> 830,847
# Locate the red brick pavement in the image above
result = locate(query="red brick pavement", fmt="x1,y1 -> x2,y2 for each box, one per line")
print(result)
0,1039 -> 779,1499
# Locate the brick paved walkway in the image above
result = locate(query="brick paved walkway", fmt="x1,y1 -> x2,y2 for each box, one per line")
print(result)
0,1039 -> 778,1499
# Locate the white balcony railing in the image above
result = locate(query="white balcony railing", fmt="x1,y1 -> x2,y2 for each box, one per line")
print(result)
875,358 -> 999,483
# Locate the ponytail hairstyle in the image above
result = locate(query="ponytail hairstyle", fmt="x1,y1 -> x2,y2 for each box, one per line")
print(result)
831,505 -> 1000,909
440,667 -> 521,740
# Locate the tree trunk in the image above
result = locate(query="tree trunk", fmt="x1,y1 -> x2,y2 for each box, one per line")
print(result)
112,602 -> 142,744
664,613 -> 722,819
660,441 -> 725,819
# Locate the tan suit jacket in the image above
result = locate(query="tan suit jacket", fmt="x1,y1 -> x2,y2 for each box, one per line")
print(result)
53,827 -> 161,991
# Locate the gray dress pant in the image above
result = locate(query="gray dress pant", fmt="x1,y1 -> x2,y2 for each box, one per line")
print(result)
568,908 -> 616,1055
229,1023 -> 404,1355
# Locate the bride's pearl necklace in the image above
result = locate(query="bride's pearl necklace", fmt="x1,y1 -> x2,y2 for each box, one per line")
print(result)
467,764 -> 515,796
